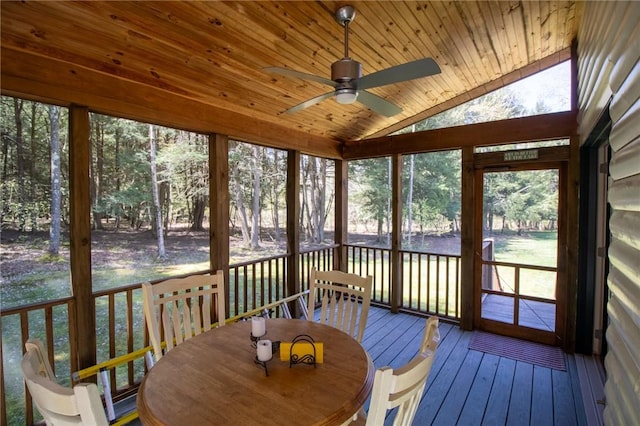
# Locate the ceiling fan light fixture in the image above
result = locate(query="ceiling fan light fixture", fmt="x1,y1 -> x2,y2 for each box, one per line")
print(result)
335,88 -> 358,104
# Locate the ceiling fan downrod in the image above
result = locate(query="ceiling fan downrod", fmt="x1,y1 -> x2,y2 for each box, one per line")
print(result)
332,5 -> 361,92
336,5 -> 356,59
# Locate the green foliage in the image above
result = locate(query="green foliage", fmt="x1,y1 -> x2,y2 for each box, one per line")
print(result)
402,150 -> 461,235
349,158 -> 391,242
483,170 -> 558,232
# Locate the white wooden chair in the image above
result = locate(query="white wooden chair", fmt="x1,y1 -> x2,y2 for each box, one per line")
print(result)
419,315 -> 440,353
354,316 -> 440,426
307,268 -> 373,343
21,338 -> 109,426
142,270 -> 226,361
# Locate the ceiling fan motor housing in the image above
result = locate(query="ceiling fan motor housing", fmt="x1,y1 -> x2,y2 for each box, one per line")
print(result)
331,59 -> 361,83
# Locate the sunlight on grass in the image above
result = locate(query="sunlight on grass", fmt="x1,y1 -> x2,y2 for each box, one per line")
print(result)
486,231 -> 558,300
91,261 -> 210,291
491,231 -> 557,267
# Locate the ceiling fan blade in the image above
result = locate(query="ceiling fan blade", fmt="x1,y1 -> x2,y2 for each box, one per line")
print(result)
357,58 -> 441,90
264,67 -> 336,88
283,91 -> 335,114
356,90 -> 402,117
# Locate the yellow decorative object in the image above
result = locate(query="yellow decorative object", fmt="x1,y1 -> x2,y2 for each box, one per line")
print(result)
280,342 -> 324,363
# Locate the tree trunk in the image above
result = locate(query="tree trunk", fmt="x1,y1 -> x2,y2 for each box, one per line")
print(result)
385,158 -> 391,246
160,181 -> 171,231
91,119 -> 105,230
272,150 -> 281,241
13,99 -> 26,232
300,159 -> 311,241
309,157 -> 320,243
28,103 -> 38,231
48,105 -> 62,255
149,124 -> 166,259
406,155 -> 414,246
114,126 -> 122,230
191,195 -> 206,231
231,163 -> 250,245
250,145 -> 261,249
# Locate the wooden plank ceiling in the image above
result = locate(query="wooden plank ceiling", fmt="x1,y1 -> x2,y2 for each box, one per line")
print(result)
1,1 -> 582,155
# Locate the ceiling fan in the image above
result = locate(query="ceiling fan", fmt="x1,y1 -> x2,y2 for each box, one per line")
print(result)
264,5 -> 441,117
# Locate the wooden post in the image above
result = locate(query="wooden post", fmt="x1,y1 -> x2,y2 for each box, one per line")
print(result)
334,159 -> 348,272
460,146 -> 475,330
287,151 -> 301,315
68,105 -> 95,371
564,135 -> 580,351
209,134 -> 230,314
390,154 -> 402,313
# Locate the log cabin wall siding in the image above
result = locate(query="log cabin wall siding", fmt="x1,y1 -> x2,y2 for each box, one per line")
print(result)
577,2 -> 640,425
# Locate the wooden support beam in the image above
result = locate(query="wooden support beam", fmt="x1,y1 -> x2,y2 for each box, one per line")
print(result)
210,133 -> 230,312
390,154 -> 402,313
287,151 -> 301,315
564,135 -> 581,352
68,105 -> 95,372
1,48 -> 341,159
343,111 -> 578,160
334,159 -> 348,272
460,146 -> 475,330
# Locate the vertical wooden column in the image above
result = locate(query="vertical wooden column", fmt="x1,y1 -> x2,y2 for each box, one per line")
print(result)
564,135 -> 580,351
390,154 -> 402,313
209,134 -> 230,310
68,105 -> 95,370
460,146 -> 475,330
287,151 -> 301,309
565,41 -> 580,351
334,159 -> 348,272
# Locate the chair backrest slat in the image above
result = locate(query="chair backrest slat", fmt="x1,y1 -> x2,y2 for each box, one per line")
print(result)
308,268 -> 373,343
364,316 -> 440,426
21,339 -> 109,426
143,270 -> 226,361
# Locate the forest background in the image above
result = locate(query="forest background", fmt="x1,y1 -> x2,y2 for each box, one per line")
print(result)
1,63 -> 569,309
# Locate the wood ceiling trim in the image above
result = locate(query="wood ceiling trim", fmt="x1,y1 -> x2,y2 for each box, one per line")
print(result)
363,48 -> 573,140
343,110 -> 578,160
1,48 -> 341,159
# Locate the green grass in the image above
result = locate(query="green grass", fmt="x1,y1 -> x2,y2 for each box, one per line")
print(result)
486,231 -> 558,300
489,230 -> 557,267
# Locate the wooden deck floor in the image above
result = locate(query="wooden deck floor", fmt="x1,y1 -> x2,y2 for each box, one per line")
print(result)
361,306 -> 587,426
481,294 -> 556,332
124,306 -> 587,425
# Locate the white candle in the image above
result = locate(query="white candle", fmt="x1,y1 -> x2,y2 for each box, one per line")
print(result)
256,339 -> 272,362
251,316 -> 266,337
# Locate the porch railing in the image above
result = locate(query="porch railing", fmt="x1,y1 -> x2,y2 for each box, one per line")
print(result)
1,244 -> 460,425
345,244 -> 461,320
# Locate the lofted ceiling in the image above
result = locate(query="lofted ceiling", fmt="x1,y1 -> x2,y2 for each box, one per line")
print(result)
1,1 -> 582,155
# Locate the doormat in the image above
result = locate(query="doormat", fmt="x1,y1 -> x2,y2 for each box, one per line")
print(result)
468,331 -> 566,371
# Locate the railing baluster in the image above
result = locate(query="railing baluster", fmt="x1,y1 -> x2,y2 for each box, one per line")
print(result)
455,257 -> 460,318
445,257 -> 450,317
126,289 -> 134,387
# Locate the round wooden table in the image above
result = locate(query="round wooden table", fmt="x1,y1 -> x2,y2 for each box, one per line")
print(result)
137,318 -> 374,426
